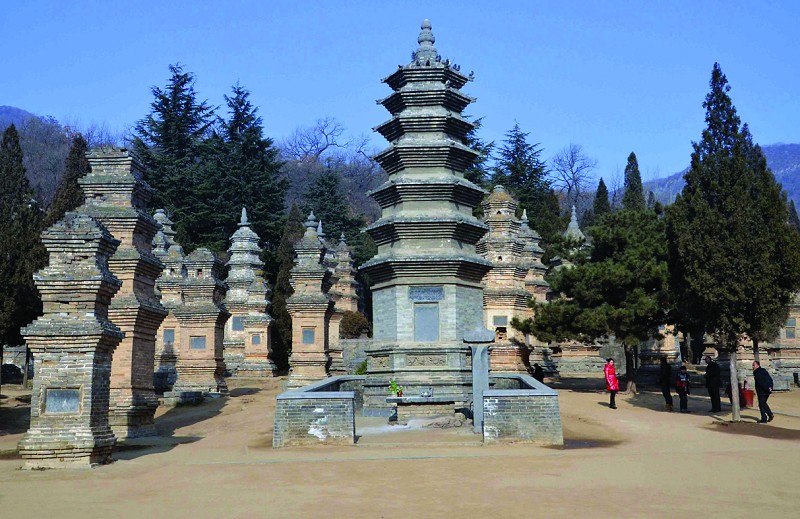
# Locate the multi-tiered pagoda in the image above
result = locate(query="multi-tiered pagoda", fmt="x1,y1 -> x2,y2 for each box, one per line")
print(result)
361,20 -> 491,412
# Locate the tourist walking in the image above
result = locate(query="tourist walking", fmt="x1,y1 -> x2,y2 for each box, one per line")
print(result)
676,365 -> 691,413
752,361 -> 775,423
704,355 -> 722,413
658,357 -> 674,412
604,358 -> 619,409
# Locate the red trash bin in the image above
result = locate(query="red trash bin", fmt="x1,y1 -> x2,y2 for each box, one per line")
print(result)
740,388 -> 755,408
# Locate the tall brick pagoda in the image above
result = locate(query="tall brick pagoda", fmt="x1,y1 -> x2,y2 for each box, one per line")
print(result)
19,213 -> 123,468
80,148 -> 167,439
153,209 -> 184,391
361,20 -> 491,412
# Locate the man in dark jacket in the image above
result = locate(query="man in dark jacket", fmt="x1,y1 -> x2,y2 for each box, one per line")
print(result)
704,356 -> 722,413
752,361 -> 774,423
658,357 -> 674,412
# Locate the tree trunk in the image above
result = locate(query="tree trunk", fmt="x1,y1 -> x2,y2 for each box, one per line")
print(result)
752,337 -> 760,364
624,344 -> 637,394
0,344 -> 4,409
729,346 -> 741,422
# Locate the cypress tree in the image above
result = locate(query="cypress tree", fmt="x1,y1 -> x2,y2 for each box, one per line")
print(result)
463,117 -> 493,187
45,134 -> 89,227
666,63 -> 800,421
270,204 -> 305,370
622,152 -> 646,211
0,125 -> 45,348
593,177 -> 612,217
789,200 -> 800,233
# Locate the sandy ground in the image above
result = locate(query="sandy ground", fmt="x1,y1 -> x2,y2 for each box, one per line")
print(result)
1,378 -> 799,519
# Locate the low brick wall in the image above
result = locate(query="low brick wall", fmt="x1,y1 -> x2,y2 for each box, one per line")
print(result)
273,376 -> 365,448
483,374 -> 563,446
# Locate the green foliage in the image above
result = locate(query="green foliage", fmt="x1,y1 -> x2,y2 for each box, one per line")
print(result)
532,209 -> 669,349
270,204 -> 305,370
0,125 -> 45,346
666,63 -> 800,350
354,360 -> 368,375
388,380 -> 403,396
45,134 -> 88,227
789,200 -> 800,233
463,116 -> 493,187
340,310 -> 370,339
622,152 -> 646,211
594,177 -> 611,217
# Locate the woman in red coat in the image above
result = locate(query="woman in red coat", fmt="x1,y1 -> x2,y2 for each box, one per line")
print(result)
604,358 -> 620,409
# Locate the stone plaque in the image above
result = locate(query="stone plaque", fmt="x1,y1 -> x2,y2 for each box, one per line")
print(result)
302,328 -> 316,344
409,286 -> 444,302
44,388 -> 81,414
251,334 -> 261,345
414,303 -> 439,342
493,315 -> 508,326
190,336 -> 207,349
163,328 -> 175,345
232,316 -> 245,331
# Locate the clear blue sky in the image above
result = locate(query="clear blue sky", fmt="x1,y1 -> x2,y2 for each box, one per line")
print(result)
2,1 -> 798,182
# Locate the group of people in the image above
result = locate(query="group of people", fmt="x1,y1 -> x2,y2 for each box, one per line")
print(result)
603,356 -> 775,422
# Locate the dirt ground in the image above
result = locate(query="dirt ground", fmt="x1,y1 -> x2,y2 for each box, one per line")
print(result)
1,378 -> 799,519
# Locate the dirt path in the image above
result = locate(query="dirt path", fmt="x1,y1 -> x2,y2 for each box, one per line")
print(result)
2,380 -> 799,518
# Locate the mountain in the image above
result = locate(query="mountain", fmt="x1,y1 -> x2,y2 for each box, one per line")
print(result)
0,105 -> 36,129
644,143 -> 800,207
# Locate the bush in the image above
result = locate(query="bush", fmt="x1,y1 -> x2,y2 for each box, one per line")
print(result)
340,311 -> 370,339
355,360 -> 368,375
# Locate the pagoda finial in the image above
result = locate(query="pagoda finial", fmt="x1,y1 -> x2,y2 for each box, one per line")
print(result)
414,19 -> 437,62
317,220 -> 325,239
339,232 -> 347,246
305,211 -> 317,230
564,205 -> 585,241
522,208 -> 528,221
239,207 -> 249,226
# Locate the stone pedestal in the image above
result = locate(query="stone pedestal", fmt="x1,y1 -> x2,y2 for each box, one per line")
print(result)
79,148 -> 167,439
173,249 -> 229,393
19,213 -> 124,468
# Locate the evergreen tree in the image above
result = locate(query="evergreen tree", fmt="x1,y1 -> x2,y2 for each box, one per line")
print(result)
593,177 -> 611,218
463,117 -> 493,187
491,123 -> 563,244
0,125 -> 45,348
529,209 -> 669,392
622,152 -> 646,211
789,200 -> 800,233
45,134 -> 89,227
132,63 -> 215,249
666,63 -> 800,421
270,204 -> 305,370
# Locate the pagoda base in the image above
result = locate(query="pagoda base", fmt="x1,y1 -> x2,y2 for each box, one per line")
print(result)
109,392 -> 159,439
237,355 -> 278,378
154,353 -> 178,392
223,342 -> 245,375
173,360 -> 228,394
19,429 -> 116,469
362,343 -> 472,416
489,342 -> 529,373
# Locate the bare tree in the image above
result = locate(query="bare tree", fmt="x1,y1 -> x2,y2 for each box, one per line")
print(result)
607,165 -> 625,209
550,143 -> 597,210
281,117 -> 347,161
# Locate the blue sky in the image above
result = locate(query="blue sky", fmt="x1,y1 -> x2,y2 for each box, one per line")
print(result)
1,1 -> 798,183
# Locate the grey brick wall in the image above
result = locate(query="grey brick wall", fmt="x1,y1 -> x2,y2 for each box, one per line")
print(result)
483,374 -> 564,446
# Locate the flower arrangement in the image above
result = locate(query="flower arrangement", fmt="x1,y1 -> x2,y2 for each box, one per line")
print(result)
388,380 -> 404,397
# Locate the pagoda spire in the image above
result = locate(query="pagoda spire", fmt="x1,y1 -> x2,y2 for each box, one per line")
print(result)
239,206 -> 249,226
414,19 -> 437,62
564,205 -> 585,241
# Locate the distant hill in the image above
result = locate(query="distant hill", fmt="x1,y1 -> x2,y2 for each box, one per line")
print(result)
644,143 -> 800,207
0,105 -> 36,129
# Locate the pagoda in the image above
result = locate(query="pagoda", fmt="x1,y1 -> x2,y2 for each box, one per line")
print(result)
153,209 -> 184,391
361,20 -> 491,412
225,208 -> 277,377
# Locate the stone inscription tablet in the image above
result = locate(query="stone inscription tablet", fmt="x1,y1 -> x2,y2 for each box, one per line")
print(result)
409,286 -> 444,302
44,388 -> 81,414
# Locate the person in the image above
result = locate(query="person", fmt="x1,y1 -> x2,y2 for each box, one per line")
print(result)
604,358 -> 619,409
704,355 -> 722,413
531,363 -> 545,383
658,357 -> 674,412
676,365 -> 691,413
752,361 -> 775,423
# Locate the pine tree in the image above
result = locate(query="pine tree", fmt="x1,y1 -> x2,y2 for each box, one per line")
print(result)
622,152 -> 646,211
270,205 -> 305,370
0,125 -> 45,348
132,63 -> 215,250
594,178 -> 611,217
789,200 -> 800,233
45,134 -> 89,227
463,117 -> 493,187
666,63 -> 800,421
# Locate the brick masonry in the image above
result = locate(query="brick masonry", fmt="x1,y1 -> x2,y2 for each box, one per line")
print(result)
483,374 -> 564,446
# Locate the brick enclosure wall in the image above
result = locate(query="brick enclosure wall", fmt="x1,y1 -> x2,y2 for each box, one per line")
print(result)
483,374 -> 564,446
272,376 -> 365,447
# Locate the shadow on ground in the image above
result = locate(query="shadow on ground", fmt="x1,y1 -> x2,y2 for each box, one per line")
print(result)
547,377 -> 606,393
705,421 -> 800,440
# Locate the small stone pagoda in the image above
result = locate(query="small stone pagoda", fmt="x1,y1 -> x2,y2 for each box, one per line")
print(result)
19,213 -> 123,468
225,208 -> 277,377
153,209 -> 185,391
286,212 -> 334,388
172,249 -> 229,394
327,234 -> 360,375
361,20 -> 491,412
80,148 -> 167,438
477,186 -> 549,372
